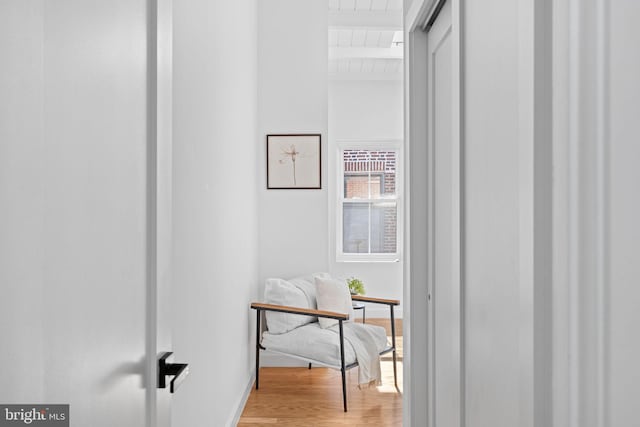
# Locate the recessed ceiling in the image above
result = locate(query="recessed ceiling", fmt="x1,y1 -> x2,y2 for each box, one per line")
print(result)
328,0 -> 403,12
328,0 -> 403,80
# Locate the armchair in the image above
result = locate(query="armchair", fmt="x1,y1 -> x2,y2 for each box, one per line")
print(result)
250,275 -> 400,412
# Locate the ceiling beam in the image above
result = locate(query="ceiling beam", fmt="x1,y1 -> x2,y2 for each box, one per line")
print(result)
328,10 -> 402,30
329,46 -> 403,60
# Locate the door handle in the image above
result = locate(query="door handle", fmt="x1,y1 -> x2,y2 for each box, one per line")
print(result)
158,352 -> 189,393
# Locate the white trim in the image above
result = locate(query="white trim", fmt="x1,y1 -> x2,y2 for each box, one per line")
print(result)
594,3 -> 610,427
517,0 -> 536,426
335,140 -> 403,263
405,23 -> 430,427
226,372 -> 255,427
424,2 -> 462,426
554,1 -> 611,426
404,4 -> 465,426
451,1 -> 465,425
567,2 -> 581,425
406,0 -> 437,33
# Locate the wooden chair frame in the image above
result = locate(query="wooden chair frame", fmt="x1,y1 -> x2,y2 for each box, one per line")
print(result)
250,295 -> 400,412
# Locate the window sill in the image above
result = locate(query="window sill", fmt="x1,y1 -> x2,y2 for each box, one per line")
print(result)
336,255 -> 401,263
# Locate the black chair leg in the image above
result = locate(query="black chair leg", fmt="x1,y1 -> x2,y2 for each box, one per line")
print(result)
255,309 -> 261,390
390,305 -> 398,390
339,320 -> 347,412
308,363 -> 312,369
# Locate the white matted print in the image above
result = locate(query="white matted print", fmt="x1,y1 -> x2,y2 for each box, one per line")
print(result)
267,134 -> 321,189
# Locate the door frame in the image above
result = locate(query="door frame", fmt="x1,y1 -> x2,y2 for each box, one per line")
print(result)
146,0 -> 173,426
404,1 -> 463,426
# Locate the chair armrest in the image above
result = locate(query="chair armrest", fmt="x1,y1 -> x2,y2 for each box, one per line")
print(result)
351,295 -> 400,306
250,302 -> 349,321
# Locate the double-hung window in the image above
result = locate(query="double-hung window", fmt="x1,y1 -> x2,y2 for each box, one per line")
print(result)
337,144 -> 401,262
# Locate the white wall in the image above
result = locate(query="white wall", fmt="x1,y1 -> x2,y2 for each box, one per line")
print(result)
329,80 -> 404,313
258,0 -> 329,281
172,1 -> 259,426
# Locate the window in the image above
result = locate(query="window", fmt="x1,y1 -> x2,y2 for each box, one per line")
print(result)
337,146 -> 401,262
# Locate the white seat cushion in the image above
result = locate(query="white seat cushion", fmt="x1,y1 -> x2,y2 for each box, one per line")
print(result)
261,322 -> 389,367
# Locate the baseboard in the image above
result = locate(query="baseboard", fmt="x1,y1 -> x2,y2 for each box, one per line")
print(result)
227,370 -> 255,427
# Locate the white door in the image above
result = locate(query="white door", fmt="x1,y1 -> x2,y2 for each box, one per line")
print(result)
0,1 -> 174,426
427,1 -> 462,426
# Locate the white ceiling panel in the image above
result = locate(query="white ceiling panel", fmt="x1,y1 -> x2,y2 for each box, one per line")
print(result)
351,29 -> 367,47
337,58 -> 351,73
337,29 -> 353,46
340,0 -> 357,11
350,58 -> 364,72
329,29 -> 339,47
355,0 -> 373,10
361,58 -> 375,73
328,1 -> 403,80
373,59 -> 388,73
364,30 -> 382,47
386,0 -> 403,11
370,0 -> 388,11
378,30 -> 395,48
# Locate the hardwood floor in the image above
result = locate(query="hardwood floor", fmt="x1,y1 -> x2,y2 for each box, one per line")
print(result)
238,319 -> 403,427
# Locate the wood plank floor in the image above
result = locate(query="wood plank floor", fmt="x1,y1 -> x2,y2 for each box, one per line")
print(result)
238,319 -> 403,427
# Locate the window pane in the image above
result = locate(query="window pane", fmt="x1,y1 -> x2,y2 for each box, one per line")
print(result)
343,149 -> 396,198
344,174 -> 381,198
370,202 -> 397,253
342,202 -> 397,254
343,203 -> 369,253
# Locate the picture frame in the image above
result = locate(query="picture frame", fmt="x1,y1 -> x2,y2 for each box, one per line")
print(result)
266,134 -> 321,189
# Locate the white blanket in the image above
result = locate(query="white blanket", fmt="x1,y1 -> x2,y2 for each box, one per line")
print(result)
333,322 -> 382,388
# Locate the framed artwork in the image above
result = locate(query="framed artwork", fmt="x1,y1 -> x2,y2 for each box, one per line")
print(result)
266,134 -> 321,189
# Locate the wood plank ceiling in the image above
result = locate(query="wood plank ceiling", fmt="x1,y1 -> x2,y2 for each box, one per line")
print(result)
328,0 -> 403,80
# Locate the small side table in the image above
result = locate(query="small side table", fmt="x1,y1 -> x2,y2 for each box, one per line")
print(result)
352,302 -> 366,324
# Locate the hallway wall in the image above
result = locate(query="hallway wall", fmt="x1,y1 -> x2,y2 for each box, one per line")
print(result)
172,1 -> 260,426
257,0 -> 329,282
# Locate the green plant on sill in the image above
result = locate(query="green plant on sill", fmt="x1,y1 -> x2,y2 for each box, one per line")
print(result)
347,277 -> 365,296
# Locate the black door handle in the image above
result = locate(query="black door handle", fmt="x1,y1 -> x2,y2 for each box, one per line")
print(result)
158,352 -> 189,393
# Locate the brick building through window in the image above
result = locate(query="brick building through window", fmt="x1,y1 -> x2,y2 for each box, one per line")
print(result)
340,149 -> 398,257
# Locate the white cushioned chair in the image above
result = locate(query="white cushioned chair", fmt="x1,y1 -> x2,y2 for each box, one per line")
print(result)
250,274 -> 400,412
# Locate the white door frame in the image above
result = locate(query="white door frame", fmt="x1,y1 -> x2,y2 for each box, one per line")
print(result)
147,0 -> 173,425
552,0 -> 612,426
404,1 -> 463,426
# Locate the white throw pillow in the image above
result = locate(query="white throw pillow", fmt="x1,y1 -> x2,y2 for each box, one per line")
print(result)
288,272 -> 331,309
314,276 -> 354,329
264,278 -> 315,334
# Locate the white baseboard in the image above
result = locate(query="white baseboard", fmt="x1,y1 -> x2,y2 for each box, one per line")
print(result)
227,371 -> 255,427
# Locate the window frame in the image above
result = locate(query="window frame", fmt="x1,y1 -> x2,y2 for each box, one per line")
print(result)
336,140 -> 403,263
